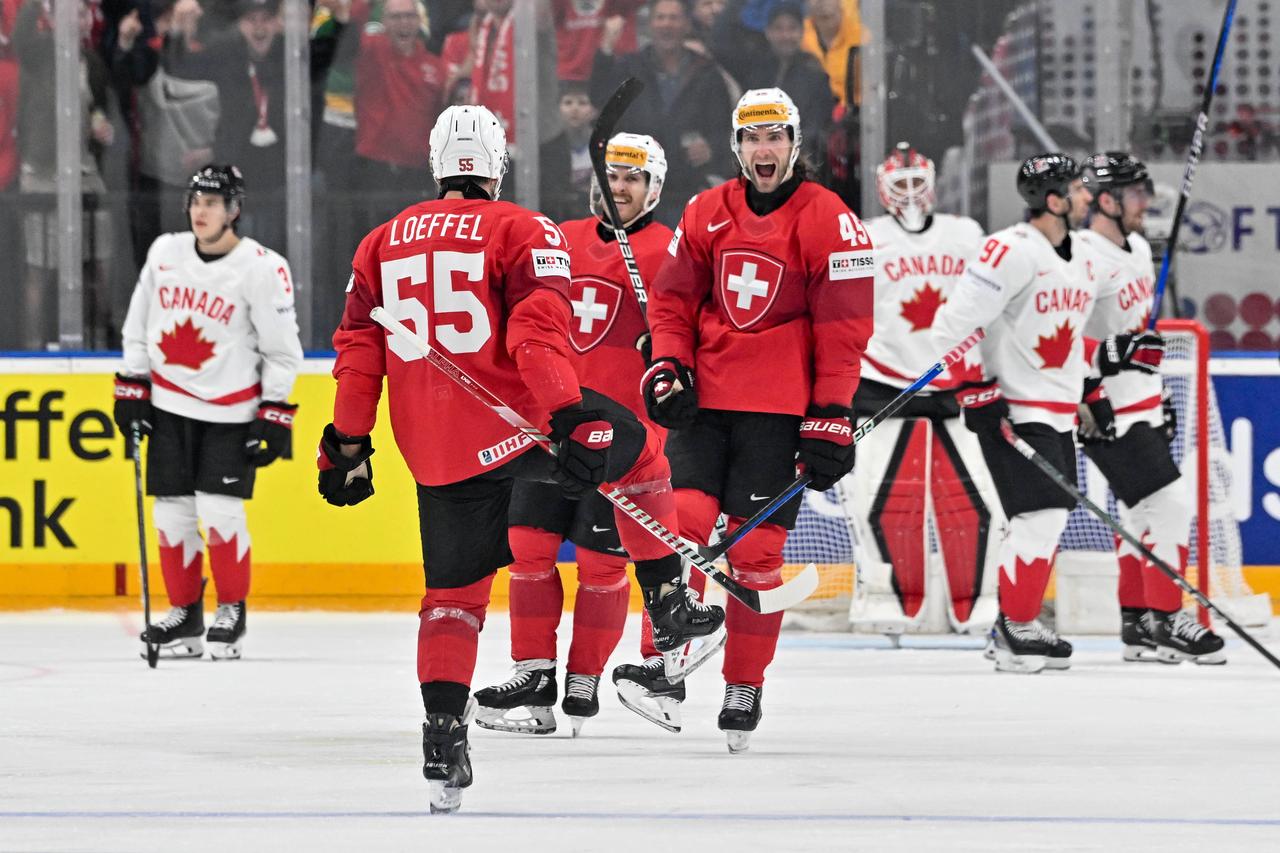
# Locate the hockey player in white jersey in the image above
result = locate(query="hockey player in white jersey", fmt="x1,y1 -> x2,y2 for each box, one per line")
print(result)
114,165 -> 303,660
932,153 -> 1160,673
849,142 -> 1002,637
1076,152 -> 1225,665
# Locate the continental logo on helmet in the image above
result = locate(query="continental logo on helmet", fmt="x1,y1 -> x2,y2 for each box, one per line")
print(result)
828,250 -> 875,280
606,144 -> 648,168
737,103 -> 790,125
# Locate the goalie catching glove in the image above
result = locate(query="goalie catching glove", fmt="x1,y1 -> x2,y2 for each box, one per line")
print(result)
548,405 -> 614,498
244,401 -> 298,467
317,423 -> 375,506
1097,331 -> 1163,376
955,379 -> 1008,437
641,357 -> 698,430
797,404 -> 855,491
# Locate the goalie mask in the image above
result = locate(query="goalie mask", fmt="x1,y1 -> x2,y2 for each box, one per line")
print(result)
589,132 -> 667,228
731,87 -> 802,186
429,105 -> 510,199
876,142 -> 935,232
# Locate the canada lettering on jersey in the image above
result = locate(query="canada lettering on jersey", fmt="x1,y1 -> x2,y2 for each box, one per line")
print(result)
1117,274 -> 1155,312
881,253 -> 968,283
388,212 -> 485,246
156,286 -> 237,325
1034,287 -> 1093,315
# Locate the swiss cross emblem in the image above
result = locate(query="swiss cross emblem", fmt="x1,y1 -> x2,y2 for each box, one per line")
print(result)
718,250 -> 784,330
568,276 -> 624,353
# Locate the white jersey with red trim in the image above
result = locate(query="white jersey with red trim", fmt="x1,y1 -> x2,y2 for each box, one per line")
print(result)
863,213 -> 986,392
121,232 -> 303,423
1077,229 -> 1162,432
932,223 -> 1096,431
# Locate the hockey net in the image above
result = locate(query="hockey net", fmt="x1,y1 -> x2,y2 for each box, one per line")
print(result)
776,319 -> 1268,631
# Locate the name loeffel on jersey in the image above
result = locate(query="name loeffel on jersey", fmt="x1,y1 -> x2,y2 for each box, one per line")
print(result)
388,212 -> 485,246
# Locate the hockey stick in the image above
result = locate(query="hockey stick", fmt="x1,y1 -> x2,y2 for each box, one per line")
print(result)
1148,0 -> 1238,325
998,419 -> 1280,672
589,77 -> 650,319
702,329 -> 987,561
370,307 -> 819,614
130,423 -> 159,669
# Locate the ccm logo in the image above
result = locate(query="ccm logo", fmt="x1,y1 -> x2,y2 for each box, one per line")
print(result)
264,409 -> 294,426
457,157 -> 474,172
800,420 -> 852,438
957,388 -> 1001,407
114,385 -> 147,400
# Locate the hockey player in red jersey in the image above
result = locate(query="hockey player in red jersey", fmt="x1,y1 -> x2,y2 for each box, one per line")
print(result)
849,142 -> 1002,637
318,106 -> 724,812
115,165 -> 303,662
1076,152 -> 1225,665
471,133 -> 692,738
622,88 -> 874,752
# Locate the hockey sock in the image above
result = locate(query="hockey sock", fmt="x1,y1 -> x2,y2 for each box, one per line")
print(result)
997,508 -> 1069,622
507,525 -> 565,662
1121,480 -> 1194,613
567,548 -> 630,676
1114,534 -> 1148,610
153,496 -> 204,607
420,681 -> 471,719
197,492 -> 251,604
679,487 -> 721,601
609,433 -> 680,578
417,574 -> 494,687
721,518 -> 786,687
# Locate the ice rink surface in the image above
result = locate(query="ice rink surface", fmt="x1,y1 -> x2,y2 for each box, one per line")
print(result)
3,610 -> 1279,852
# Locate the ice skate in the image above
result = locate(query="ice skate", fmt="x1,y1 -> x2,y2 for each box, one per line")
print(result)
612,656 -> 686,733
642,582 -> 726,683
718,684 -> 762,754
473,659 -> 558,734
206,601 -> 246,660
139,601 -> 204,659
1150,609 -> 1227,665
991,613 -> 1057,674
1043,624 -> 1072,671
423,699 -> 474,814
561,673 -> 599,737
1121,607 -> 1159,662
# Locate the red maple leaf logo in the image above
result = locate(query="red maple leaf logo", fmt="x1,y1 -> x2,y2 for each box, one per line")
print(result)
899,282 -> 947,332
158,318 -> 216,370
1034,320 -> 1076,369
942,356 -> 985,388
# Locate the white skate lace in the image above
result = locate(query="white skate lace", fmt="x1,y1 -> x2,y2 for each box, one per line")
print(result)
723,684 -> 757,713
154,607 -> 188,630
1171,611 -> 1209,642
210,603 -> 240,632
1007,618 -> 1057,644
640,656 -> 666,674
493,659 -> 554,693
565,674 -> 598,701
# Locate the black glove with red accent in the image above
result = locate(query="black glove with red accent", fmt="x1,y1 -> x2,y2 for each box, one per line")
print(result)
113,373 -> 153,451
955,379 -> 1009,437
641,357 -> 698,431
317,423 -> 375,506
797,404 -> 856,491
244,401 -> 298,467
1077,377 -> 1116,445
1098,331 -> 1164,376
548,405 -> 614,498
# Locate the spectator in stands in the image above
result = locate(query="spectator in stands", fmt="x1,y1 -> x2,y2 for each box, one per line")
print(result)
802,0 -> 860,108
468,0 -> 557,155
591,0 -> 733,224
553,0 -> 640,83
310,0 -> 373,194
686,0 -> 723,51
538,79 -> 595,222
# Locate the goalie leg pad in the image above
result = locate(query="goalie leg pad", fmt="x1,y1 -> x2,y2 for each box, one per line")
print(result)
196,492 -> 250,604
417,575 -> 494,686
721,519 -> 786,687
567,548 -> 630,676
932,421 -> 1000,629
998,508 -> 1069,622
867,420 -> 930,619
507,525 -> 565,663
153,496 -> 204,607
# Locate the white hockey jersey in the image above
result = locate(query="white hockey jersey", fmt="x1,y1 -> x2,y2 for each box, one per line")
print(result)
863,213 -> 986,392
932,223 -> 1096,431
121,233 -> 303,423
1077,229 -> 1162,433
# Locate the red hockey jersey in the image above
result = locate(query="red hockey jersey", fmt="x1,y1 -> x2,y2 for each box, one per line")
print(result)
331,198 -> 580,486
648,179 -> 875,415
560,215 -> 672,425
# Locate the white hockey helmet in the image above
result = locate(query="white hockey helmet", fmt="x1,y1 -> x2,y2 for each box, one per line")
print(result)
429,105 -> 510,198
876,141 -> 936,232
589,132 -> 668,226
730,87 -> 802,184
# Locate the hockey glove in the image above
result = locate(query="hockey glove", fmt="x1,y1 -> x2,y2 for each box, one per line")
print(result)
113,373 -> 153,453
317,423 -> 375,506
634,331 -> 653,364
641,357 -> 698,430
244,401 -> 298,467
548,405 -> 614,498
797,404 -> 856,491
1159,390 -> 1178,443
1097,331 -> 1163,376
955,379 -> 1009,437
1077,378 -> 1116,445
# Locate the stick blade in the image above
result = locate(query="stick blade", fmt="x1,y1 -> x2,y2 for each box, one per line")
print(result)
590,78 -> 645,157
754,563 -> 821,613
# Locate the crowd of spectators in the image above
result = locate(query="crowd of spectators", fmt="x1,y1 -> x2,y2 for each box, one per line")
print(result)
0,0 -> 864,350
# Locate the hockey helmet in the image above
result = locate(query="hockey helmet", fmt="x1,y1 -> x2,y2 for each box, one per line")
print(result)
1082,151 -> 1153,201
1016,153 -> 1080,212
590,132 -> 668,226
731,87 -> 802,184
876,141 -> 936,232
429,105 -> 510,198
185,164 -> 245,217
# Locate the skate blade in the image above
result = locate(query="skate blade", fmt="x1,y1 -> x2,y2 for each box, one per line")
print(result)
473,704 -> 556,735
1157,647 -> 1227,666
725,730 -> 752,754
994,648 -> 1045,674
207,640 -> 242,660
1043,657 -> 1072,671
615,680 -> 681,733
661,624 -> 727,684
1123,644 -> 1160,662
428,780 -> 463,814
568,716 -> 587,738
141,637 -> 204,659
